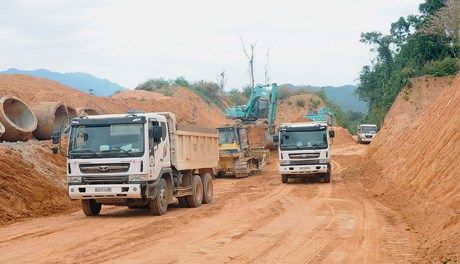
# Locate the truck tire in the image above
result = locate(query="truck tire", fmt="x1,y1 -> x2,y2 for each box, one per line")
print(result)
324,171 -> 331,183
82,199 -> 101,216
281,174 -> 288,183
201,173 -> 213,204
186,175 -> 203,207
149,178 -> 168,215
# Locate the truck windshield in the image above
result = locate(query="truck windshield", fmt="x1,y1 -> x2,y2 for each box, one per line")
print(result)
361,126 -> 377,133
68,123 -> 145,158
280,130 -> 328,150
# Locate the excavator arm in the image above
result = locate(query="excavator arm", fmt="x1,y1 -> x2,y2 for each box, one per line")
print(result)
304,107 -> 335,126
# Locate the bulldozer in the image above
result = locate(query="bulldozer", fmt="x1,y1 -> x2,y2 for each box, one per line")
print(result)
217,126 -> 269,178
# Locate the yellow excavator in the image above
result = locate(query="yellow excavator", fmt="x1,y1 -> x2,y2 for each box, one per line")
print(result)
217,126 -> 269,178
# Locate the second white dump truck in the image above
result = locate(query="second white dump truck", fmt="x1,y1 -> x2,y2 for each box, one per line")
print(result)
274,122 -> 335,183
52,111 -> 219,216
357,124 -> 378,144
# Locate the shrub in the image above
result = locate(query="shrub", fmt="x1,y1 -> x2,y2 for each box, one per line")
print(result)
423,58 -> 459,76
296,98 -> 305,107
310,97 -> 321,109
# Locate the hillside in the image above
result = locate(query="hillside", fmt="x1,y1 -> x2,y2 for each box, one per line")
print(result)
0,68 -> 128,96
351,74 -> 460,261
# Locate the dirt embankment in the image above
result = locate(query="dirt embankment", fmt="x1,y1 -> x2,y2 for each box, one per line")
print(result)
357,74 -> 459,262
0,74 -> 228,225
0,141 -> 77,225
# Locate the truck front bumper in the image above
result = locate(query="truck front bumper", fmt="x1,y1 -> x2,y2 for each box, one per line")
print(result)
68,184 -> 142,199
279,164 -> 329,175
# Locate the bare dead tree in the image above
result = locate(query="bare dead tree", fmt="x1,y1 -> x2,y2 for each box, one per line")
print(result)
264,49 -> 271,84
240,36 -> 257,88
216,70 -> 227,92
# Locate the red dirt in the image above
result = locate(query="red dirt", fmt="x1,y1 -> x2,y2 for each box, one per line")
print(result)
359,74 -> 460,262
0,73 -> 458,262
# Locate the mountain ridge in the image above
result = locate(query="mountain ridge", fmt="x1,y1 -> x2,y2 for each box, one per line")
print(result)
0,68 -> 127,96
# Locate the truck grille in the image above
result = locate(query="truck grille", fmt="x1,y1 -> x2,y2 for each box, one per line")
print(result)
289,153 -> 320,159
79,163 -> 130,174
365,135 -> 373,138
290,160 -> 319,165
83,175 -> 128,184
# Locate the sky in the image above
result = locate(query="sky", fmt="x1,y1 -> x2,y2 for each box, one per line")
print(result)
0,0 -> 423,90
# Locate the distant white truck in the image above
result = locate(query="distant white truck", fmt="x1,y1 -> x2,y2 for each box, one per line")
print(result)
357,124 -> 378,144
52,111 -> 219,216
274,122 -> 335,183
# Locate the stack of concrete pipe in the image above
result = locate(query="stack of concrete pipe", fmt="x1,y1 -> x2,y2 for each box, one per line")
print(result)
0,96 -> 101,142
32,102 -> 69,140
77,107 -> 101,116
0,96 -> 38,141
66,105 -> 77,119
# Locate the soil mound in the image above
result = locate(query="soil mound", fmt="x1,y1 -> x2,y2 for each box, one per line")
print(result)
332,126 -> 355,146
0,141 -> 77,225
362,74 -> 460,262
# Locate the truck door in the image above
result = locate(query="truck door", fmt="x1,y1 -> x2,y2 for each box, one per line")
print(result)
148,120 -> 170,180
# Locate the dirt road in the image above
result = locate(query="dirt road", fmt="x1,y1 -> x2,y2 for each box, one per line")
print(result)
0,144 -> 421,263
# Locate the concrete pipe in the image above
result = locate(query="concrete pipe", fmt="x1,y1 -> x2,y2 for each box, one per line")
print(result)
76,107 -> 101,116
0,96 -> 38,141
0,121 -> 5,138
66,105 -> 77,119
32,102 -> 69,140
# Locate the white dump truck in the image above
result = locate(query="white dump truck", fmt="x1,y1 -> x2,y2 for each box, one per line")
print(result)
274,122 -> 335,183
357,124 -> 378,144
52,111 -> 219,216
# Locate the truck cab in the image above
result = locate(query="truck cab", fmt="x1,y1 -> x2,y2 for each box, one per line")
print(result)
357,124 -> 378,144
275,122 -> 334,183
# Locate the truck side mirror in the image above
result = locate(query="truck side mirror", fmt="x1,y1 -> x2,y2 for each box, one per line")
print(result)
152,126 -> 162,141
273,135 -> 279,143
51,131 -> 61,144
329,131 -> 335,138
51,146 -> 59,154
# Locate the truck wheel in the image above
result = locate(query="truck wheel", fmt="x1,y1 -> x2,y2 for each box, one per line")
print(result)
281,174 -> 288,183
82,199 -> 101,216
324,171 -> 331,183
201,173 -> 213,204
178,197 -> 189,208
186,175 -> 203,207
149,178 -> 168,215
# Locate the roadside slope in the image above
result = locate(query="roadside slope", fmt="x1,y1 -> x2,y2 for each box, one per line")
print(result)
363,74 -> 459,261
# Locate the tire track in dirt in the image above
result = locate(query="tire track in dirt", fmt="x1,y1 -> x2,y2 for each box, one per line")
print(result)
0,143 -> 421,263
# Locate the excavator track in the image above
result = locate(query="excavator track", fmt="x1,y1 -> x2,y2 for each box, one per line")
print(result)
234,157 -> 259,178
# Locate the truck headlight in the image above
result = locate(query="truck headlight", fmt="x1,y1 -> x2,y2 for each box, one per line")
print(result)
68,176 -> 82,183
280,160 -> 290,165
129,174 -> 149,181
319,159 -> 328,163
